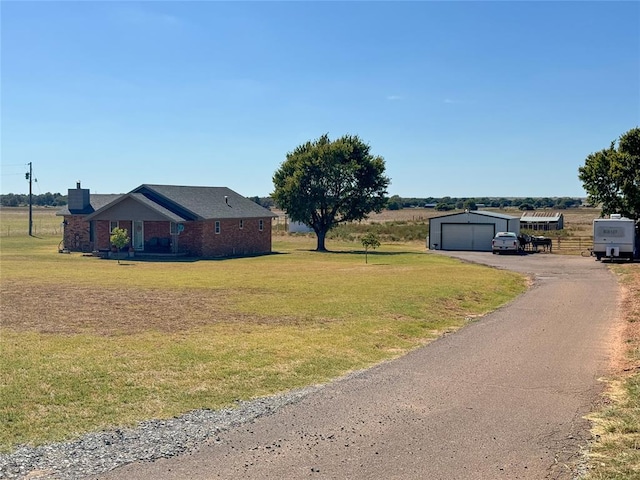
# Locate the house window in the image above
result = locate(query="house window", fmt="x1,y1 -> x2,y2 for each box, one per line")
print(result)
259,219 -> 264,231
170,222 -> 177,235
110,221 -> 118,233
215,221 -> 220,234
239,219 -> 244,229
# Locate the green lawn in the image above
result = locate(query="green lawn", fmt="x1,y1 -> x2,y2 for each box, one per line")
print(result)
0,234 -> 526,451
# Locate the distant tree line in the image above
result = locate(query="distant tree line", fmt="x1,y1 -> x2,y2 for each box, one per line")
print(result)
0,192 -> 68,207
0,191 -> 583,213
256,194 -> 582,213
4,192 -> 273,209
386,195 -> 582,211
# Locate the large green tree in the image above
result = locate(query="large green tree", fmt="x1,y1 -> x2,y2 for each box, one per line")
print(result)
272,134 -> 390,251
579,127 -> 640,220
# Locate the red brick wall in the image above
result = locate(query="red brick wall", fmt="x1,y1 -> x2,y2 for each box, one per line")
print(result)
81,216 -> 273,257
119,221 -> 132,244
178,222 -> 203,256
95,220 -> 111,250
199,217 -> 272,257
94,220 -> 134,250
143,221 -> 170,241
63,215 -> 91,252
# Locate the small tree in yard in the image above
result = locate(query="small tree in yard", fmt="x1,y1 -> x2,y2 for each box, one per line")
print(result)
110,227 -> 130,264
361,232 -> 381,264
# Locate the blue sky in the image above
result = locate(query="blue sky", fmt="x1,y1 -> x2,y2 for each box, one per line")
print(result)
2,1 -> 639,198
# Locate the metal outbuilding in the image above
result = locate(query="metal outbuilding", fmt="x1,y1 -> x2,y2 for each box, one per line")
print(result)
520,211 -> 564,231
428,211 -> 520,251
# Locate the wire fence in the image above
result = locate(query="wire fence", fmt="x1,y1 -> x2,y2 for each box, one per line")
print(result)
0,207 -> 62,237
1,223 -> 62,237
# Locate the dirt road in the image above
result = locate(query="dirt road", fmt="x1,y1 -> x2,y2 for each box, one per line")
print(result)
95,253 -> 619,480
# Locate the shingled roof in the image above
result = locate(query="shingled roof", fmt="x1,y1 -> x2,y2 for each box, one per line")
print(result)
56,194 -> 122,216
132,184 -> 276,220
66,184 -> 276,222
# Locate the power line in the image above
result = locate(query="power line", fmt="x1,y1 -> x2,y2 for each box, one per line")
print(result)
1,163 -> 33,177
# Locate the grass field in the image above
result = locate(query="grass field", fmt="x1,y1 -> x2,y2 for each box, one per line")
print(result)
0,231 -> 526,451
0,206 -> 63,238
2,205 -> 636,479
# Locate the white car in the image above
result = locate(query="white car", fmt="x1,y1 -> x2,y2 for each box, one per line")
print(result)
492,232 -> 520,254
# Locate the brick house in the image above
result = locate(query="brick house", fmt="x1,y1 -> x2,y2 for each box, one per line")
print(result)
57,183 -> 276,257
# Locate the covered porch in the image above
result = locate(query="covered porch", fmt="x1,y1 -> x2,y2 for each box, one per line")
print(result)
85,195 -> 188,255
91,219 -> 182,254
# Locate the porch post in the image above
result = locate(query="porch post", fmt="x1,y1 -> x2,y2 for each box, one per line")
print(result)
172,233 -> 178,253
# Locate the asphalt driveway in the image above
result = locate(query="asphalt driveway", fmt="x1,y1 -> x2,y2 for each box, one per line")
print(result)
95,252 -> 619,480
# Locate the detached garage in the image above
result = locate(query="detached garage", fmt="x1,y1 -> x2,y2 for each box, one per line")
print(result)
428,211 -> 520,251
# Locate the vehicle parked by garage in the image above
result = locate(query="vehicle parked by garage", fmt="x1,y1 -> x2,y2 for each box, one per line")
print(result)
492,232 -> 521,254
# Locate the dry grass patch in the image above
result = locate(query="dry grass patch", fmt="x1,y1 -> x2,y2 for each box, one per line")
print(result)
0,281 -> 269,335
585,264 -> 640,479
0,234 -> 526,452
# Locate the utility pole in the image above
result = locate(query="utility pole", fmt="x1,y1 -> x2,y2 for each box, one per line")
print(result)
26,162 -> 33,236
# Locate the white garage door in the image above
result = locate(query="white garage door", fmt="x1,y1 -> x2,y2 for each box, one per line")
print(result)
441,223 -> 495,251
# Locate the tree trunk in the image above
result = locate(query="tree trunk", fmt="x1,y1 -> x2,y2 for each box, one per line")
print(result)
316,229 -> 327,251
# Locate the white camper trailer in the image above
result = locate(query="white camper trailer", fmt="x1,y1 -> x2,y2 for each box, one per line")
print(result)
592,214 -> 637,261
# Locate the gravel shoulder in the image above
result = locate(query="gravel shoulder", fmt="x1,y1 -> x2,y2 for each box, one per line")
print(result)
1,252 -> 620,480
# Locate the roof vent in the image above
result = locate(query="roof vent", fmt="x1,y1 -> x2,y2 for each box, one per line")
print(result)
610,214 -> 622,219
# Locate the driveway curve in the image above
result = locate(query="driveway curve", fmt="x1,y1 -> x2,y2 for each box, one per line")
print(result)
96,253 -> 619,480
